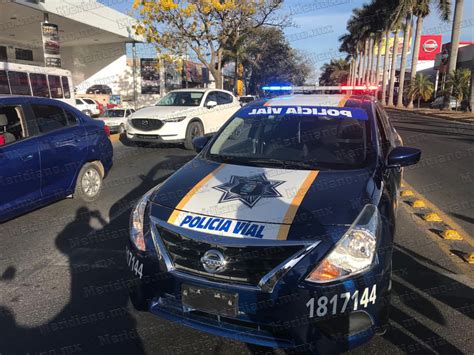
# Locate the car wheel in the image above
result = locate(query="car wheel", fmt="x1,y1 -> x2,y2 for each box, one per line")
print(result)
184,121 -> 204,150
74,162 -> 103,202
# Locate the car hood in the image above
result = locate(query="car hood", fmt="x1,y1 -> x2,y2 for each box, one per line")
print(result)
149,158 -> 377,242
131,106 -> 199,119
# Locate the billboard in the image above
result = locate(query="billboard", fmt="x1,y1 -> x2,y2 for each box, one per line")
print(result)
374,32 -> 412,56
418,35 -> 442,60
140,58 -> 160,94
41,23 -> 61,67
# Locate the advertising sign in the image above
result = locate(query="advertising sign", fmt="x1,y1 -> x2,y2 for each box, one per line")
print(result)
140,58 -> 160,94
418,35 -> 442,60
41,23 -> 61,67
374,33 -> 412,56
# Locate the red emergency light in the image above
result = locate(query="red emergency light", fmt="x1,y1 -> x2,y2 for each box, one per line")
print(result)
340,85 -> 379,91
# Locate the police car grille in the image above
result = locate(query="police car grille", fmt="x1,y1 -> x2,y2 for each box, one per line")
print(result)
157,227 -> 304,286
131,118 -> 163,131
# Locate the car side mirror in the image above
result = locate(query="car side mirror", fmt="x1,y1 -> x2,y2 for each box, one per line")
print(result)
206,100 -> 217,109
386,146 -> 421,168
192,135 -> 212,153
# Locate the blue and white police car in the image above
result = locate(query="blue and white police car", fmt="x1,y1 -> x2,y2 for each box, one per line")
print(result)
125,94 -> 421,352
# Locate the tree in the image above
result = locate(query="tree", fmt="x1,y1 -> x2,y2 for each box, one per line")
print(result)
242,27 -> 312,94
443,68 -> 471,110
443,0 -> 465,109
132,0 -> 285,89
406,73 -> 434,108
407,0 -> 450,109
319,59 -> 350,86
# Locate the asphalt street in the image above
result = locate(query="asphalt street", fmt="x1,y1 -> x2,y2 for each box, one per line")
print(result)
0,112 -> 473,354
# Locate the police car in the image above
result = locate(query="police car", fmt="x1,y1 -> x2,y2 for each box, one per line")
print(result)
126,94 -> 421,352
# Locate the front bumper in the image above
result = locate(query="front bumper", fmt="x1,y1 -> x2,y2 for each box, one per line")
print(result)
126,219 -> 391,352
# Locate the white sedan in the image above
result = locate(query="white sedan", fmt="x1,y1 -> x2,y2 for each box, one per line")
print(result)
126,89 -> 240,149
98,108 -> 135,134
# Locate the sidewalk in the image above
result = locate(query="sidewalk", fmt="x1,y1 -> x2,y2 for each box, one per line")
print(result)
387,107 -> 474,123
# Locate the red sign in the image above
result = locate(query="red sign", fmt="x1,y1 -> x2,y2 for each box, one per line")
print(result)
418,35 -> 442,60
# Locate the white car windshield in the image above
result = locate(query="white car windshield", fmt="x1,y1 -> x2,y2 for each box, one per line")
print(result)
156,92 -> 204,107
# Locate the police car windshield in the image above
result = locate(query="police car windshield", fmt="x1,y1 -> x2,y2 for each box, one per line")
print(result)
208,107 -> 371,170
156,92 -> 204,106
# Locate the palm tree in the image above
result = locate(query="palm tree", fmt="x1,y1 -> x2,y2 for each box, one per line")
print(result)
381,29 -> 391,104
407,73 -> 434,108
407,0 -> 450,109
443,0 -> 465,109
443,68 -> 471,110
319,59 -> 350,86
396,12 -> 413,108
387,28 -> 400,107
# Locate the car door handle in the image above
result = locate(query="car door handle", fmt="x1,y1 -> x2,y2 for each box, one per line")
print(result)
21,154 -> 34,161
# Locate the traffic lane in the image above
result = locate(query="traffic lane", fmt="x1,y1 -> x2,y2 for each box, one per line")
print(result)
1,143 -> 472,354
388,109 -> 474,237
0,143 -> 196,354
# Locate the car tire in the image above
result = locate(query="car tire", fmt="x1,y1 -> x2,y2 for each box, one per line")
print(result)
74,162 -> 103,202
184,121 -> 204,150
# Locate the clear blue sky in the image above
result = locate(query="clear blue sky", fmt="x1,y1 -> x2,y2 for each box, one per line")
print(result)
105,0 -> 474,76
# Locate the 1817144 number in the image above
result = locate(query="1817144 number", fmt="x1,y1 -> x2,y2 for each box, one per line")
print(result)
306,285 -> 377,318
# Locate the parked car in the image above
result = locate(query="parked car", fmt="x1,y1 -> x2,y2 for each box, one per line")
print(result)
86,85 -> 112,95
75,98 -> 100,117
238,95 -> 256,106
0,96 -> 113,222
98,108 -> 135,134
126,89 -> 240,149
125,94 -> 421,352
430,96 -> 457,109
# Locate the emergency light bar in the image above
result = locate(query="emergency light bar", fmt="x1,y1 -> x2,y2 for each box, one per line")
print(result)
292,85 -> 380,92
262,85 -> 293,91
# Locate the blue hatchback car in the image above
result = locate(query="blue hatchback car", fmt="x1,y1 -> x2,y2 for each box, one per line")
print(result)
126,95 -> 421,353
0,96 -> 113,222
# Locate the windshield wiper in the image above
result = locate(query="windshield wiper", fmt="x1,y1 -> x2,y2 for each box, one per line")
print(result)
245,158 -> 317,170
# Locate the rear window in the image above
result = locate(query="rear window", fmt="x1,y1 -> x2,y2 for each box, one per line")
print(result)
48,75 -> 63,98
32,104 -> 69,133
0,70 -> 10,94
8,71 -> 31,95
30,73 -> 50,97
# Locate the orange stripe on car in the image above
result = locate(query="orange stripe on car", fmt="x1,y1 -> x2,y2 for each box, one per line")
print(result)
167,164 -> 225,224
338,95 -> 351,107
277,171 -> 319,240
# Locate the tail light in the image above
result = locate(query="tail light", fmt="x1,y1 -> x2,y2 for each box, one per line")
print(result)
104,125 -> 111,137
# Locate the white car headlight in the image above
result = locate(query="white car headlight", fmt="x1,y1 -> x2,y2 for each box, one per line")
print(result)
306,204 -> 380,283
130,185 -> 161,251
163,116 -> 187,122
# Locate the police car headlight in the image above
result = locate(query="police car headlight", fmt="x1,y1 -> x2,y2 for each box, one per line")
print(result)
130,186 -> 160,251
306,205 -> 380,283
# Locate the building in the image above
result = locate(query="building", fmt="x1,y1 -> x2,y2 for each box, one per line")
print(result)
0,0 -> 150,107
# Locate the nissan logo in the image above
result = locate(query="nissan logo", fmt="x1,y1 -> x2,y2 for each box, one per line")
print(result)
142,120 -> 149,126
422,39 -> 438,53
201,249 -> 227,274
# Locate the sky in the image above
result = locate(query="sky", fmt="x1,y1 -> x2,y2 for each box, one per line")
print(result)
105,0 -> 474,76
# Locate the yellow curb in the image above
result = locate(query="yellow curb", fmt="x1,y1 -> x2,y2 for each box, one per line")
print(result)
463,252 -> 474,264
401,190 -> 414,197
411,200 -> 426,208
109,134 -> 120,143
423,212 -> 442,222
441,229 -> 463,240
401,182 -> 406,188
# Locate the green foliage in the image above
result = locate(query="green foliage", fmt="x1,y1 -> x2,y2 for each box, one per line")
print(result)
406,73 -> 434,108
443,68 -> 471,107
319,59 -> 350,86
241,27 -> 312,93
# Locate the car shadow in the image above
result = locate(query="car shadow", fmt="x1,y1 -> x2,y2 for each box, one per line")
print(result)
0,153 -> 194,354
